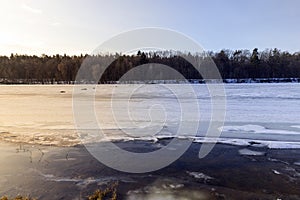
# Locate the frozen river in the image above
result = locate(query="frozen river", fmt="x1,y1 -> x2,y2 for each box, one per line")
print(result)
0,83 -> 299,148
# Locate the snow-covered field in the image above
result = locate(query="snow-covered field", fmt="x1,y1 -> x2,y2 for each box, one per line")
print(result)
0,83 -> 299,148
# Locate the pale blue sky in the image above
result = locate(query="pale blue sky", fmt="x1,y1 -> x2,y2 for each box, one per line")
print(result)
0,0 -> 299,55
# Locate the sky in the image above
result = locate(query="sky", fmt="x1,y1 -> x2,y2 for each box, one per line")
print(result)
0,0 -> 299,55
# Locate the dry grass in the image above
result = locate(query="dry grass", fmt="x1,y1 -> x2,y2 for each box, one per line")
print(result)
0,196 -> 36,200
1,182 -> 118,200
88,182 -> 118,200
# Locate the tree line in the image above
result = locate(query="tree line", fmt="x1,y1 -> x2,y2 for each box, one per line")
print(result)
0,48 -> 300,83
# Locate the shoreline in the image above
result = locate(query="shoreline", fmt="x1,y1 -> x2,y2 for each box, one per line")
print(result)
1,140 -> 300,199
0,78 -> 300,85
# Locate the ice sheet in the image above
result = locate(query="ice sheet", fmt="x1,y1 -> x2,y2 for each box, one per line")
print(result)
0,83 -> 300,148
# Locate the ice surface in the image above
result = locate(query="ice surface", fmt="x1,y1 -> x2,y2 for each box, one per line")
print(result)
221,124 -> 300,135
36,170 -> 127,188
291,125 -> 300,129
193,137 -> 300,149
0,83 -> 300,148
238,148 -> 265,156
186,171 -> 214,180
272,170 -> 281,175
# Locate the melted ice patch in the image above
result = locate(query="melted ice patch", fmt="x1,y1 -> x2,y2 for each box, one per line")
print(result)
127,178 -> 208,200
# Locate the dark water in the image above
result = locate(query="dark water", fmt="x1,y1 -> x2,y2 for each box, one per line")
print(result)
0,141 -> 300,200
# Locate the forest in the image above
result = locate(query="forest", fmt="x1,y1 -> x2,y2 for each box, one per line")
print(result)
0,48 -> 300,84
